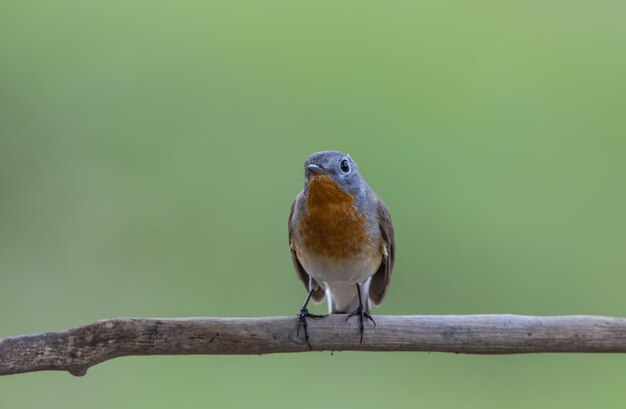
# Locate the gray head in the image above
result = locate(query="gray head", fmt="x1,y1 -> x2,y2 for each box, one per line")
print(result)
304,150 -> 366,198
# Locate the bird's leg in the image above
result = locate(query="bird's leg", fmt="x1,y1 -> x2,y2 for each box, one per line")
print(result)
296,289 -> 327,350
345,283 -> 376,344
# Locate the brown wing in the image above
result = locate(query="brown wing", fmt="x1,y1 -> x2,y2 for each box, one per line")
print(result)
288,198 -> 325,302
369,198 -> 395,305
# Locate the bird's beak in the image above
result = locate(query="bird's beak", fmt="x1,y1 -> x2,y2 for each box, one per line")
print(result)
306,164 -> 326,175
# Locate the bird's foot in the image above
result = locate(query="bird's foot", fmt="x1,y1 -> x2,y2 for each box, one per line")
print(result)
296,308 -> 327,350
345,305 -> 376,344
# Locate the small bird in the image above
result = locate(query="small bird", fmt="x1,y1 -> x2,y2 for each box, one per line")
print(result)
288,151 -> 395,348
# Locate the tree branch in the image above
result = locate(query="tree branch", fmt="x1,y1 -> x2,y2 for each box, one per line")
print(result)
2,314 -> 626,376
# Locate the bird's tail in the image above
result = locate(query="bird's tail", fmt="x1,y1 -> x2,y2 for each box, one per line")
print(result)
326,279 -> 371,314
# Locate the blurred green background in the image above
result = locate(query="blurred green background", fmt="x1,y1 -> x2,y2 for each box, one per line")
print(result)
1,0 -> 626,407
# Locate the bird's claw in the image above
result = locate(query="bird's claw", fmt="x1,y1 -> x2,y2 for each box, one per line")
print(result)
296,308 -> 326,350
346,306 -> 376,344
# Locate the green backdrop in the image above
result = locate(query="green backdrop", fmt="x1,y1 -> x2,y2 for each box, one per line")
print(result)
1,1 -> 626,407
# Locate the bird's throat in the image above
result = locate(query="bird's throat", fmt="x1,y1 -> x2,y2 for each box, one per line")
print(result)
306,175 -> 353,208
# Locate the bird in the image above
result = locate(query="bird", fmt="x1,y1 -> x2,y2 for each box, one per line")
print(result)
288,150 -> 395,348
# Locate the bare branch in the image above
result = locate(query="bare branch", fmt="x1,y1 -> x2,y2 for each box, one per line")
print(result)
2,314 -> 626,376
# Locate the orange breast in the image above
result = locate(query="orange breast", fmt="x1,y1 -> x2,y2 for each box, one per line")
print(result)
298,175 -> 369,259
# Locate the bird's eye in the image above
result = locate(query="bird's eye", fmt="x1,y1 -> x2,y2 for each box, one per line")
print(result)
340,159 -> 350,173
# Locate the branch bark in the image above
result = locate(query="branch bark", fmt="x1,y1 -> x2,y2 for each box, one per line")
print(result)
2,314 -> 626,377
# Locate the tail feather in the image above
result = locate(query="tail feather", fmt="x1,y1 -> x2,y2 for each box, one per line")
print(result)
326,279 -> 371,314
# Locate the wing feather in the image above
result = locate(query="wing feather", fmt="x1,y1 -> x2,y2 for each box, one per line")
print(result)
288,198 -> 325,302
368,198 -> 395,305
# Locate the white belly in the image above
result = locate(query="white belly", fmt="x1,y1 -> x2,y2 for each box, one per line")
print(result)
296,247 -> 382,285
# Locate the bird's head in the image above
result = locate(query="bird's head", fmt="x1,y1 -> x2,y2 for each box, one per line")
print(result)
303,150 -> 365,199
